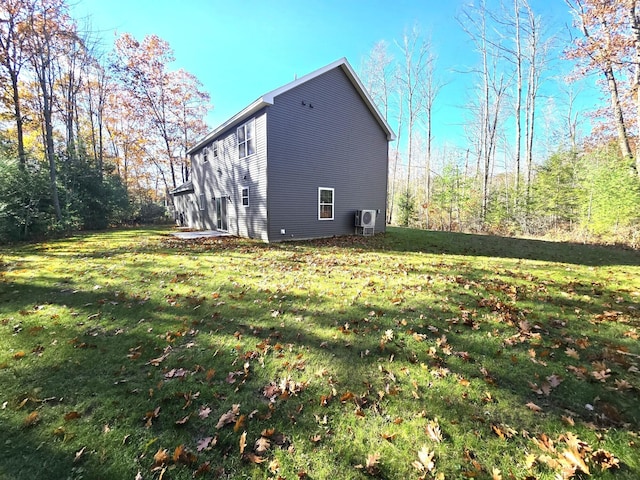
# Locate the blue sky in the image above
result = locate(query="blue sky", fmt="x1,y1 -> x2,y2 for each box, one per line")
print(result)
72,0 -> 592,151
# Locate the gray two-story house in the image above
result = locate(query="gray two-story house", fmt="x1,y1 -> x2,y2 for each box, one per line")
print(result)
171,57 -> 395,242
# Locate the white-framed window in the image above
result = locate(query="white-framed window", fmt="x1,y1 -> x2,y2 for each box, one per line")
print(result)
212,141 -> 218,159
241,187 -> 249,207
203,148 -> 209,163
199,193 -> 205,211
237,119 -> 256,159
318,187 -> 334,220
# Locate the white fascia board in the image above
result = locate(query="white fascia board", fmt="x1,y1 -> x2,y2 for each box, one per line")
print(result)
186,98 -> 271,155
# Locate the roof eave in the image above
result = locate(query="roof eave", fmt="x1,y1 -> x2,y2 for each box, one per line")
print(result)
186,98 -> 272,155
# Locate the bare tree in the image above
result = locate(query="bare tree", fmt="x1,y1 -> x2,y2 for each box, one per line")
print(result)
361,40 -> 399,223
459,0 -> 511,223
396,26 -> 429,196
419,41 -> 444,228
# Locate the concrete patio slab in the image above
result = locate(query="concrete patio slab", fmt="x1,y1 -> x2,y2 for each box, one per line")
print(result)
170,230 -> 231,239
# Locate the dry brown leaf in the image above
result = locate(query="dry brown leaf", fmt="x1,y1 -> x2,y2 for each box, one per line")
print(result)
592,449 -> 620,471
412,445 -> 435,472
175,414 -> 190,425
73,446 -> 86,463
153,448 -> 169,466
565,347 -> 580,359
239,431 -> 247,455
172,444 -> 185,464
364,452 -> 381,473
254,436 -> 271,454
561,446 -> 590,475
233,414 -> 246,432
380,432 -> 396,441
216,404 -> 240,429
64,411 -> 82,421
526,402 -> 542,412
196,437 -> 214,452
24,411 -> 39,427
243,452 -> 266,464
425,418 -> 443,443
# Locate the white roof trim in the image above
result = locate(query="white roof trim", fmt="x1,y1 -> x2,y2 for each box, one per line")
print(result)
187,58 -> 395,154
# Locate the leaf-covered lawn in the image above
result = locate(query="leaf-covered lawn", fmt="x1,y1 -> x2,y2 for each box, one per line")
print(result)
0,227 -> 638,480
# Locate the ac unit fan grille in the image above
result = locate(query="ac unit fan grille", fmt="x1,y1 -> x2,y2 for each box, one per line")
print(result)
361,211 -> 372,225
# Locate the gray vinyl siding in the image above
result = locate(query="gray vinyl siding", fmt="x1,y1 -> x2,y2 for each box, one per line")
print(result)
266,66 -> 388,241
189,110 -> 268,240
173,190 -> 198,227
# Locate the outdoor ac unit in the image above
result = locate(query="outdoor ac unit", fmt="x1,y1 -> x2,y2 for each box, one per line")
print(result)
355,209 -> 376,228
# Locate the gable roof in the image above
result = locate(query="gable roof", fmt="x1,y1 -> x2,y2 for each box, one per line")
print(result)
187,58 -> 396,155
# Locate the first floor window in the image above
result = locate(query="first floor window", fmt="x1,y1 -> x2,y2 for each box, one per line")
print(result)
241,187 -> 249,206
199,193 -> 205,211
318,187 -> 334,220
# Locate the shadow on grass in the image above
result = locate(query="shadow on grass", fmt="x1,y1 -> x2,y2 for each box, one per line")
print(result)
299,227 -> 640,267
1,227 -> 639,479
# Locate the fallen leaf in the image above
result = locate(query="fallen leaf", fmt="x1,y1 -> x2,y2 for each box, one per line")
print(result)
425,418 -> 443,443
153,448 -> 169,466
243,452 -> 266,464
234,414 -> 246,432
198,406 -> 211,419
239,431 -> 247,455
413,445 -> 435,472
175,415 -> 190,425
526,402 -> 542,413
74,446 -> 86,463
193,461 -> 211,477
592,449 -> 620,471
196,437 -> 214,452
64,411 -> 82,421
216,404 -> 240,429
24,411 -> 39,426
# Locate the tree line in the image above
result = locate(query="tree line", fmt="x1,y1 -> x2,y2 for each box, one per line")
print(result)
361,0 -> 640,246
0,0 -> 209,241
2,0 -> 639,246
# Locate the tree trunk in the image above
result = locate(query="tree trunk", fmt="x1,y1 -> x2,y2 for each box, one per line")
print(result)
631,2 -> 640,176
514,0 -> 523,198
41,80 -> 62,221
604,65 -> 633,160
10,70 -> 26,168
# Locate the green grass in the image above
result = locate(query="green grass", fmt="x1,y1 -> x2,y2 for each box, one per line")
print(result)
0,226 -> 639,480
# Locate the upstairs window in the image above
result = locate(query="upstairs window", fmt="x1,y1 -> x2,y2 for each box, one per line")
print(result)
203,148 -> 209,163
318,187 -> 334,220
213,142 -> 218,159
237,120 -> 256,159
